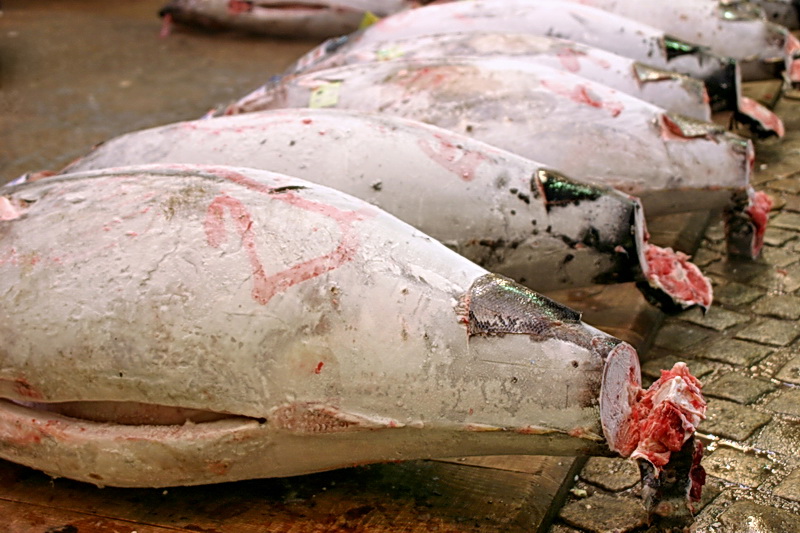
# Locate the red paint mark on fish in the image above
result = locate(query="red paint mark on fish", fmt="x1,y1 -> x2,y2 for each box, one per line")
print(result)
417,134 -> 487,181
394,67 -> 451,91
746,190 -> 772,258
204,194 -> 273,305
555,47 -> 585,73
1,378 -> 44,400
227,0 -> 253,15
540,80 -> 623,117
739,96 -> 785,137
198,166 -> 370,305
314,361 -> 324,374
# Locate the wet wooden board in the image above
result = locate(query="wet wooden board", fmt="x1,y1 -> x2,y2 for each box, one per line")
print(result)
0,456 -> 584,533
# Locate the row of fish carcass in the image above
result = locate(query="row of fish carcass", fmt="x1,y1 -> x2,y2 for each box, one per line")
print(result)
52,0 -> 799,308
3,0 -> 792,522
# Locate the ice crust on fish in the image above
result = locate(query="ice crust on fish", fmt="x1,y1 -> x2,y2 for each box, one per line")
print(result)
159,0 -> 426,39
0,165 -> 706,522
216,57 -> 754,219
0,165 -> 628,482
567,0 -> 800,81
287,31 -> 712,121
295,0 -> 781,135
57,108 -> 710,305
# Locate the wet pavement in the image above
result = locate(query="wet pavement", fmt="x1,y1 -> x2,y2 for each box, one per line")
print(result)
0,0 -> 316,180
547,96 -> 800,532
3,1 -> 800,532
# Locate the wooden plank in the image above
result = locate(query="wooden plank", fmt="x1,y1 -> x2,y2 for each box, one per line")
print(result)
0,458 -> 573,532
545,282 -> 661,351
0,498 -> 179,533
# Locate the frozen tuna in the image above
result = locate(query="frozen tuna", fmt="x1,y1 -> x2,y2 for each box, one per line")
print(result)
296,0 -> 781,136
59,108 -> 712,309
287,31 -> 712,121
212,56 -> 766,257
567,0 -> 800,83
0,165 -> 705,522
159,0 -> 427,39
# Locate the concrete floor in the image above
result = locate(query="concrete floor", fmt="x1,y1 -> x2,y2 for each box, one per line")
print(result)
0,0 -> 316,182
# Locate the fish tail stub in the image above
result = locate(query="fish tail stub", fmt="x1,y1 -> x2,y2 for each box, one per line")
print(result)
613,362 -> 707,522
735,96 -> 785,138
725,188 -> 773,259
639,244 -> 713,312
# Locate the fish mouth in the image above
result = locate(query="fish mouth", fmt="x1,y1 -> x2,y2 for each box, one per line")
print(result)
0,398 -> 270,487
9,399 -> 257,426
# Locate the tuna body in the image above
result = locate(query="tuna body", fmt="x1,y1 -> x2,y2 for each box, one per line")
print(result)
0,164 -> 646,487
216,57 -> 754,219
287,31 -> 712,121
58,110 -> 676,293
159,0 -> 423,38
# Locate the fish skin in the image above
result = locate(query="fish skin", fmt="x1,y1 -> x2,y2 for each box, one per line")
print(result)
296,0 -> 736,109
0,163 -> 645,487
58,108 -> 709,306
285,31 -> 712,121
214,57 -> 753,219
297,0 -> 781,135
566,0 -> 796,73
159,0 -> 426,39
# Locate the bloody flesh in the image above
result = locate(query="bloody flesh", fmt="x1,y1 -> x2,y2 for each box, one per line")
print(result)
642,246 -> 713,310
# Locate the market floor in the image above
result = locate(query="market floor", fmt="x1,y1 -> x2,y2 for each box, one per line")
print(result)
2,2 -> 800,532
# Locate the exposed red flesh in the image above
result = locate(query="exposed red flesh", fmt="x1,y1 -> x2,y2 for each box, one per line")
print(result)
689,440 -> 706,503
738,96 -> 785,137
746,190 -> 773,258
627,363 -> 705,468
642,245 -> 713,310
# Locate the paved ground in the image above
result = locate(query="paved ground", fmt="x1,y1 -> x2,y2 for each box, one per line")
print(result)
547,95 -> 800,532
4,3 -> 800,532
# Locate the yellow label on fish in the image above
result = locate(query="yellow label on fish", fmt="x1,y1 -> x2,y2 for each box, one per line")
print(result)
309,81 -> 342,109
376,45 -> 404,61
359,11 -> 381,29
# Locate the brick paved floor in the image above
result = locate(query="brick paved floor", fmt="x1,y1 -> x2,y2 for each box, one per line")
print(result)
547,96 -> 800,532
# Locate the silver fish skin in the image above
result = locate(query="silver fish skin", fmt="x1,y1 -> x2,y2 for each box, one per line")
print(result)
296,0 -> 733,108
294,0 -> 780,135
0,164 -> 657,488
215,57 -> 753,220
565,0 -> 800,83
58,108 -> 712,308
158,0 -> 425,39
286,31 -> 712,121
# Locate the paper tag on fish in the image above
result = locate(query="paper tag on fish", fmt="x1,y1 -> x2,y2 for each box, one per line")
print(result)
376,45 -> 404,61
309,81 -> 342,109
359,11 -> 381,29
